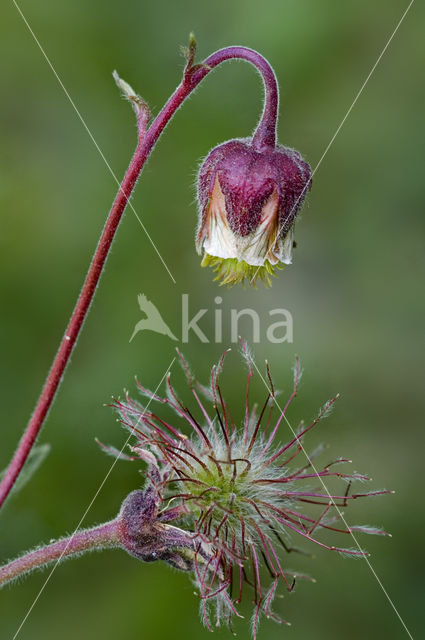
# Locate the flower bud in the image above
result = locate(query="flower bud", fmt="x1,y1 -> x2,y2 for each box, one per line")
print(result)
197,138 -> 311,286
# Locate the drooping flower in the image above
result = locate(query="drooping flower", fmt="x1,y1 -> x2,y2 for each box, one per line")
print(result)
196,140 -> 312,286
103,346 -> 390,637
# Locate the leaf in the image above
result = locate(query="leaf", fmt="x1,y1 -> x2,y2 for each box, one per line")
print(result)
0,443 -> 51,497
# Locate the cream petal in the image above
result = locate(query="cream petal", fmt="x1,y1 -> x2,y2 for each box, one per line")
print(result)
274,227 -> 293,265
203,177 -> 291,267
202,177 -> 238,259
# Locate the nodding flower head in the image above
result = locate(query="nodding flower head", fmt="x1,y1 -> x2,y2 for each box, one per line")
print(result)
196,140 -> 312,287
103,345 -> 390,638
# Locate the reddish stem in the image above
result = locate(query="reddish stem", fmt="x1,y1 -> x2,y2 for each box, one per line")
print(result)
0,519 -> 120,588
192,46 -> 278,151
0,46 -> 279,509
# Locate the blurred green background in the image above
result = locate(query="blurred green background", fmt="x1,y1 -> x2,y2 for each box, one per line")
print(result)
1,0 -> 424,638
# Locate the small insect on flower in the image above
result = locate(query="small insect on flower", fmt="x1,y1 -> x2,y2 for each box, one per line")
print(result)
197,140 -> 311,287
103,344 -> 390,638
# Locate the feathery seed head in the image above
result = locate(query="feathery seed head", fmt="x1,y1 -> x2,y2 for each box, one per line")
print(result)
103,345 -> 390,637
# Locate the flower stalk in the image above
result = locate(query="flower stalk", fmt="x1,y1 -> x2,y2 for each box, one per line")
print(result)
0,489 -> 199,588
0,520 -> 120,588
0,40 -> 286,510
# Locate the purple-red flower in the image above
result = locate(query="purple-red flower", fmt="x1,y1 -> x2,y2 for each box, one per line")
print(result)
103,346 -> 390,637
197,139 -> 312,286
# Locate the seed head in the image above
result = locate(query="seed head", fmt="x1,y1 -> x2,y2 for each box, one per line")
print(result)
104,345 -> 390,637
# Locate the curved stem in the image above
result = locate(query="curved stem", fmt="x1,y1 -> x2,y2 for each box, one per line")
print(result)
0,519 -> 120,588
0,45 -> 279,509
193,46 -> 278,150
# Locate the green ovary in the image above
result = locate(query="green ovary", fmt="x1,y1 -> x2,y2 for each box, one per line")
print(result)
186,460 -> 253,524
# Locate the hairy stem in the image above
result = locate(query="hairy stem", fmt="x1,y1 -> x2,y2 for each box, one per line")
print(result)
193,46 -> 278,150
0,45 -> 279,509
0,519 -> 120,588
